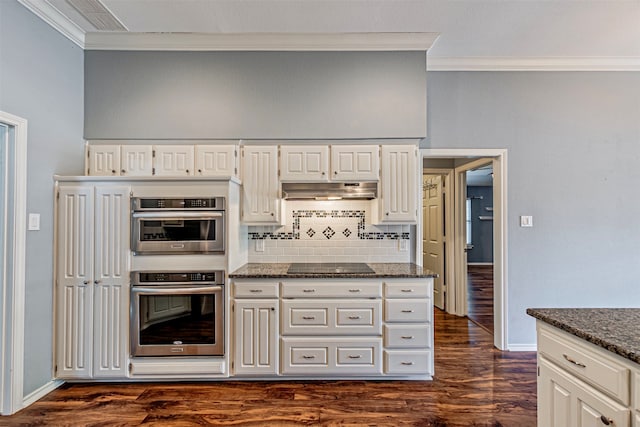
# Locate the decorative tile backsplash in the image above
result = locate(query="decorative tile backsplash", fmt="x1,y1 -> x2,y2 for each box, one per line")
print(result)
248,200 -> 412,263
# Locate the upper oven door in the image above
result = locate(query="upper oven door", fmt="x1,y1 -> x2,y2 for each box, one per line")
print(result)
132,211 -> 224,254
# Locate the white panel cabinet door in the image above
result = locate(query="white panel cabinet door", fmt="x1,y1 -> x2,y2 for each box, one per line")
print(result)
121,145 -> 153,176
241,145 -> 280,224
233,300 -> 278,375
56,186 -> 95,379
92,186 -> 130,378
380,145 -> 418,223
279,145 -> 329,182
195,145 -> 237,177
153,145 -> 195,176
331,145 -> 379,182
87,145 -> 120,176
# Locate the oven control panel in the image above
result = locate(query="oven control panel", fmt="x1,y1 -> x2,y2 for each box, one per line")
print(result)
133,197 -> 225,210
134,271 -> 225,285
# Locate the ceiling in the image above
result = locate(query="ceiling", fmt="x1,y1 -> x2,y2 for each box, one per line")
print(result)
18,0 -> 640,70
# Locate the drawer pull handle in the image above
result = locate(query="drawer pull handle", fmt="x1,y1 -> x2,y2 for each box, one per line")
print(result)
562,354 -> 586,368
348,316 -> 362,320
401,336 -> 415,340
302,355 -> 315,359
600,415 -> 613,425
401,361 -> 414,366
401,309 -> 415,313
348,355 -> 362,359
303,289 -> 316,293
249,289 -> 263,293
401,289 -> 414,293
302,316 -> 316,320
348,289 -> 361,293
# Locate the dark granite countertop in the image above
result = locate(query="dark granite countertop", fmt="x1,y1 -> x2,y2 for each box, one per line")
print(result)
229,263 -> 437,279
527,308 -> 640,365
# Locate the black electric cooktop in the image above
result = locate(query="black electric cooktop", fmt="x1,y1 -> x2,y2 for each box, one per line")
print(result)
287,262 -> 375,274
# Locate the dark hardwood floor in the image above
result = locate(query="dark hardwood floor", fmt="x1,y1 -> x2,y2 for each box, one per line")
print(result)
467,265 -> 494,334
2,310 -> 536,427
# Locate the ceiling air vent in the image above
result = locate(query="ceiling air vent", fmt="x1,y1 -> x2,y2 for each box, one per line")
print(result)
66,0 -> 127,31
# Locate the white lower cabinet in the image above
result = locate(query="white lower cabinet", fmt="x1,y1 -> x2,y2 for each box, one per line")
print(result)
536,322 -> 636,427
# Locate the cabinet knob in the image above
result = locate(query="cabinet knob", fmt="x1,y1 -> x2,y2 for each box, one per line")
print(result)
94,280 -> 101,285
186,169 -> 189,174
386,212 -> 390,216
270,213 -> 274,216
198,169 -> 202,174
600,416 -> 613,425
334,171 -> 338,175
82,280 -> 89,285
121,169 -> 126,174
111,170 -> 116,174
321,171 -> 325,175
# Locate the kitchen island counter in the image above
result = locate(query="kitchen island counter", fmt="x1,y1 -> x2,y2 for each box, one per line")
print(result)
229,262 -> 436,279
527,308 -> 640,365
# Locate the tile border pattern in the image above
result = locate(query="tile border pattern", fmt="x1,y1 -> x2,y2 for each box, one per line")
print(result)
248,209 -> 410,241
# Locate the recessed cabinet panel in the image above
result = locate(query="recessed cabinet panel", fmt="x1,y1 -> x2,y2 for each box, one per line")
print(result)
241,146 -> 280,224
379,145 -> 417,223
279,145 -> 329,182
121,145 -> 153,176
87,145 -> 120,176
153,145 -> 195,176
233,299 -> 278,375
195,145 -> 237,177
282,300 -> 381,335
331,145 -> 379,181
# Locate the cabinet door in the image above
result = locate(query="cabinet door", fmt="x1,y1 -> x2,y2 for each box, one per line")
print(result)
56,186 -> 94,379
280,145 -> 329,182
331,145 -> 379,181
87,145 -> 120,176
380,145 -> 417,223
241,146 -> 280,224
153,145 -> 195,176
93,186 -> 130,378
121,145 -> 153,176
195,145 -> 237,177
233,300 -> 278,375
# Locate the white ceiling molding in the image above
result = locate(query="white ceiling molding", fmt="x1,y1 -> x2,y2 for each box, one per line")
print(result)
83,32 -> 440,51
17,0 -> 85,48
427,56 -> 640,72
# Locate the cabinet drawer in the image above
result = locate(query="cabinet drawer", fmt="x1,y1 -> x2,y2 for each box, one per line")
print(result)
282,281 -> 382,298
282,300 -> 381,335
538,324 -> 630,405
233,282 -> 279,298
384,281 -> 431,298
384,350 -> 432,375
384,300 -> 430,323
384,325 -> 431,348
282,337 -> 382,375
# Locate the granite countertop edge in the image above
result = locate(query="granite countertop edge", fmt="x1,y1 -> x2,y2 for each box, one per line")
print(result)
229,263 -> 437,279
527,308 -> 640,365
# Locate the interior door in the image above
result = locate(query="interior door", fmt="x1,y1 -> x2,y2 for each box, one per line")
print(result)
424,175 -> 445,309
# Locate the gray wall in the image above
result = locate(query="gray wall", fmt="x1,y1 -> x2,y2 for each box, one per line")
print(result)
467,186 -> 493,264
0,1 -> 84,396
425,71 -> 640,346
84,50 -> 427,140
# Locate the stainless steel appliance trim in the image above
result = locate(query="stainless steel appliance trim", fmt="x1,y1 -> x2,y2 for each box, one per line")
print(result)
132,211 -> 223,220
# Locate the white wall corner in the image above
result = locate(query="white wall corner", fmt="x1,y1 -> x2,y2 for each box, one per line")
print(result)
17,0 -> 85,48
21,380 -> 65,409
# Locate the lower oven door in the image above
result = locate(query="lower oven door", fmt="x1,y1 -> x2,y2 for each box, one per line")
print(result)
132,211 -> 224,254
131,285 -> 224,357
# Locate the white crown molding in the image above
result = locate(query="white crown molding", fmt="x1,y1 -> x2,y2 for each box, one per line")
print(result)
17,0 -> 85,48
428,56 -> 640,71
83,32 -> 440,51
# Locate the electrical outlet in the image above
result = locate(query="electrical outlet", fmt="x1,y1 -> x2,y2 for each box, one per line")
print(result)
399,239 -> 408,251
255,239 -> 265,252
28,213 -> 40,231
520,215 -> 533,227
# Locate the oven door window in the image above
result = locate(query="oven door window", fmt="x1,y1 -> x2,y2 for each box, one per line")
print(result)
139,218 -> 218,242
138,293 -> 216,346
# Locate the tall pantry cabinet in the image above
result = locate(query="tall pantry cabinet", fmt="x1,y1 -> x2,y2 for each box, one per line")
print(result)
55,182 -> 130,379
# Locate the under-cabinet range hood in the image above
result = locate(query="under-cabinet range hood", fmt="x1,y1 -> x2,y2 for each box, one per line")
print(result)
282,182 -> 377,200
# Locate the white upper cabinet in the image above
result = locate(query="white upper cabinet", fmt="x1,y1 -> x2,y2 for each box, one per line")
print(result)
280,145 -> 329,182
120,145 -> 153,176
87,145 -> 121,176
331,145 -> 379,182
153,145 -> 194,176
379,145 -> 418,223
241,145 -> 280,224
195,145 -> 237,177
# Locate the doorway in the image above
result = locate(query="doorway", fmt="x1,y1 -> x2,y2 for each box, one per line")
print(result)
0,111 -> 28,415
418,149 -> 507,350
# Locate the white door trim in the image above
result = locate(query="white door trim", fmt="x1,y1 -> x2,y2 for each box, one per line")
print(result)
0,111 -> 27,415
419,148 -> 507,351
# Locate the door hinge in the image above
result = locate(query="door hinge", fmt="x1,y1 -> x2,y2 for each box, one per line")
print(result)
87,150 -> 90,158
152,150 -> 156,157
234,167 -> 238,175
87,169 -> 90,175
54,364 -> 57,375
152,167 -> 156,175
56,191 -> 60,200
129,362 -> 133,373
537,366 -> 540,376
231,304 -> 234,313
231,361 -> 234,370
234,149 -> 238,157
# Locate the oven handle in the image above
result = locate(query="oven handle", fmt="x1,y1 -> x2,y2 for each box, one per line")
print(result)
131,285 -> 223,295
132,211 -> 223,220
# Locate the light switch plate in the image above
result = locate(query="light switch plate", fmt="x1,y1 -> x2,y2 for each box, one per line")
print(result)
399,239 -> 408,251
520,215 -> 533,227
255,239 -> 265,252
28,213 -> 40,231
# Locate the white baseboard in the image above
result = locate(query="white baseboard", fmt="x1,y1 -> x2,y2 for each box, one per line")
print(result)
467,262 -> 494,266
507,344 -> 537,352
21,379 -> 64,408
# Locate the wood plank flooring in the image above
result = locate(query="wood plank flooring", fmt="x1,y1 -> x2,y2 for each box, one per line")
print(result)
2,310 -> 536,427
467,265 -> 494,334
